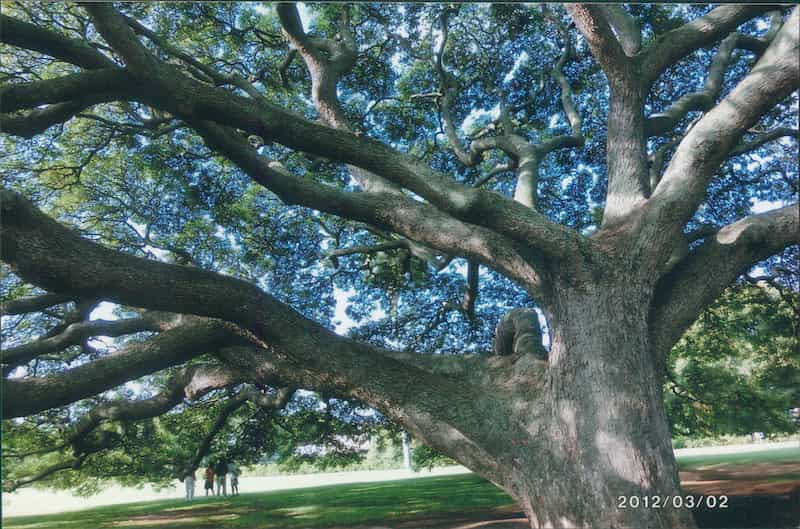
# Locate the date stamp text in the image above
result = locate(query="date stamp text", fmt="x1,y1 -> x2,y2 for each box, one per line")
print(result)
618,495 -> 728,509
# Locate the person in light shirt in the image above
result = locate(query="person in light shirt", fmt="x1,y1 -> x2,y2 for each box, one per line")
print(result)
182,468 -> 196,501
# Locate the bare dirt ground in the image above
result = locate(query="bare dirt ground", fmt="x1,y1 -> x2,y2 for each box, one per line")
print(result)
336,506 -> 530,529
680,459 -> 800,529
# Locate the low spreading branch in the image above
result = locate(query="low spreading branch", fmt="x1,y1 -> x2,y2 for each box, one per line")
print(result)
1,292 -> 74,316
3,434 -> 113,493
4,457 -> 83,493
4,383 -> 292,491
2,317 -> 161,370
3,317 -> 238,417
0,189 -> 526,468
66,365 -> 241,450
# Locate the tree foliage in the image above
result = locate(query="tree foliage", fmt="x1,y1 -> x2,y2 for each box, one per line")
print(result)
667,282 -> 799,437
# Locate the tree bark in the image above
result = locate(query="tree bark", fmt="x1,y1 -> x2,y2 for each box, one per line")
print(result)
375,279 -> 696,528
524,283 -> 690,528
442,279 -> 695,528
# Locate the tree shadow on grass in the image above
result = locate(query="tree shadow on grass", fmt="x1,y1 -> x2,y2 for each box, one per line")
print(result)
691,487 -> 800,529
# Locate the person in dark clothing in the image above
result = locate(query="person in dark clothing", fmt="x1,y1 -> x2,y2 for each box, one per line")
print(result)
214,459 -> 227,496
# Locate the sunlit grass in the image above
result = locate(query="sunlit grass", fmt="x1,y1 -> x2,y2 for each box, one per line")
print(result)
675,446 -> 799,469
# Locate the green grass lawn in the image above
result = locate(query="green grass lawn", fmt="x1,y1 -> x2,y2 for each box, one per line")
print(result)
4,447 -> 798,529
675,446 -> 799,469
2,474 -> 514,529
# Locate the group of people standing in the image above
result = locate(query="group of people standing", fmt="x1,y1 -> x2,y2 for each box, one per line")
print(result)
205,459 -> 239,497
181,458 -> 239,500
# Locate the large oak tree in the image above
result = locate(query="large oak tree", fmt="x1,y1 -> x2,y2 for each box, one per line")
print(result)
1,3 -> 798,528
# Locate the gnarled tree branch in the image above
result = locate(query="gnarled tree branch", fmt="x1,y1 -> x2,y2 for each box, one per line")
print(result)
3,317 -> 238,417
2,13 -> 593,264
0,13 -> 116,70
646,7 -> 799,247
1,292 -> 74,315
3,455 -> 84,493
0,189 -> 529,474
650,204 -> 799,360
124,16 -> 262,99
182,385 -> 293,475
730,127 -> 799,156
646,11 -> 786,139
646,33 -> 739,137
2,316 -> 161,369
642,5 -> 779,88
326,240 -> 408,259
66,364 -> 242,450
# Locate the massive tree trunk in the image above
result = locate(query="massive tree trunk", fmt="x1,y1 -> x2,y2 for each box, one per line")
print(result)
412,277 -> 695,528
529,284 -> 688,528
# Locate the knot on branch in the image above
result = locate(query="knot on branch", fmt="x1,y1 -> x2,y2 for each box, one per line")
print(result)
492,308 -> 547,360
